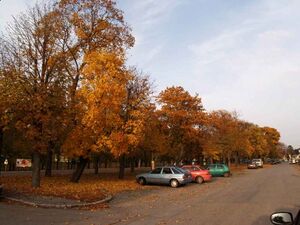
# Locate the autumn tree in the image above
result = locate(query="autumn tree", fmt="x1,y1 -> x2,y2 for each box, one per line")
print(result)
117,69 -> 153,178
272,142 -> 287,159
0,3 -> 69,187
56,0 -> 134,179
205,111 -> 257,166
262,126 -> 280,158
247,125 -> 268,158
156,86 -> 206,163
286,145 -> 294,160
207,110 -> 236,166
56,0 -> 134,104
137,105 -> 169,168
0,48 -> 16,173
62,52 -> 129,182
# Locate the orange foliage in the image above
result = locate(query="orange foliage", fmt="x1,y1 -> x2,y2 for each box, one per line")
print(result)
1,173 -> 151,202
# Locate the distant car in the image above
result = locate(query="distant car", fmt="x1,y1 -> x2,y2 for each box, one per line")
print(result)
270,159 -> 281,165
136,166 -> 192,188
240,159 -> 251,164
252,159 -> 263,168
181,165 -> 212,184
247,162 -> 258,169
207,164 -> 231,177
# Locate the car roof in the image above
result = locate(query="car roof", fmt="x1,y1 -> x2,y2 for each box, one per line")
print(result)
155,166 -> 179,168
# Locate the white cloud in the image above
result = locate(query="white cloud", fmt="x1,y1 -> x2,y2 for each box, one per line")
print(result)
188,0 -> 300,146
121,0 -> 183,71
129,0 -> 183,28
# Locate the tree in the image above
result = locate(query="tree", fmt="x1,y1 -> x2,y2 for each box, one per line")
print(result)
0,52 -> 16,174
62,51 -> 129,182
287,145 -> 294,159
57,0 -> 134,100
207,110 -> 237,166
116,69 -> 153,178
0,3 -> 68,187
248,125 -> 268,158
56,0 -> 134,181
262,126 -> 280,158
156,86 -> 206,163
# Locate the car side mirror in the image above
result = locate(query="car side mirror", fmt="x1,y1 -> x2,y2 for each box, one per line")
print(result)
270,212 -> 293,225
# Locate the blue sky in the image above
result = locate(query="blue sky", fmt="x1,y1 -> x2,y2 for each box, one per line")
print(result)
1,0 -> 300,147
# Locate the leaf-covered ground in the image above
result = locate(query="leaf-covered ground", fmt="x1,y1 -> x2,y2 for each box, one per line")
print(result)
0,172 -> 151,202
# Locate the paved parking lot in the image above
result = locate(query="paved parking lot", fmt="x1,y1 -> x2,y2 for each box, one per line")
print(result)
1,163 -> 300,225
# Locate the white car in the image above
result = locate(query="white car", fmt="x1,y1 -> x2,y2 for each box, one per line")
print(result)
252,159 -> 263,168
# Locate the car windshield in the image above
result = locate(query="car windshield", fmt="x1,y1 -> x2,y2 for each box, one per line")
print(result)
151,168 -> 162,174
194,166 -> 206,170
172,167 -> 184,174
182,166 -> 192,171
207,165 -> 215,169
175,167 -> 187,173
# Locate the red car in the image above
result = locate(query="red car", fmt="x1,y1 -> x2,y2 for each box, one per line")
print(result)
181,165 -> 212,184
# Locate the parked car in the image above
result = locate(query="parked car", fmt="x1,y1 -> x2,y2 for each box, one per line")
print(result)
247,161 -> 258,169
270,210 -> 300,225
252,158 -> 263,168
270,159 -> 281,165
181,165 -> 212,184
136,166 -> 192,188
207,164 -> 231,177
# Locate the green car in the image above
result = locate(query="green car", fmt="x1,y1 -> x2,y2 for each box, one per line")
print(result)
207,164 -> 231,177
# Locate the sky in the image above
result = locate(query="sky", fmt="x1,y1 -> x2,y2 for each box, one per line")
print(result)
0,0 -> 299,147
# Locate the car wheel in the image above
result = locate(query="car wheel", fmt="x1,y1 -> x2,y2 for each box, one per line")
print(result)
196,176 -> 204,184
224,172 -> 230,177
170,179 -> 179,188
138,177 -> 146,185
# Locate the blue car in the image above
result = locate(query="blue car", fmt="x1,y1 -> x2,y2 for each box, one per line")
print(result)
136,166 -> 192,188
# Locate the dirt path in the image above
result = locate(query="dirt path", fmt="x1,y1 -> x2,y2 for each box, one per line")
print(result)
1,163 -> 300,225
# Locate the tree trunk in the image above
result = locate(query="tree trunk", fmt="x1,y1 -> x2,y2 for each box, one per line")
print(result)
70,156 -> 88,183
32,152 -> 41,188
130,157 -> 135,173
0,127 -> 3,175
234,151 -> 239,167
227,153 -> 231,168
118,154 -> 126,179
56,154 -> 60,170
45,146 -> 53,177
94,156 -> 100,175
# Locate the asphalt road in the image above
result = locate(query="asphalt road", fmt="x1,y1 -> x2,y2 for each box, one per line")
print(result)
1,163 -> 300,225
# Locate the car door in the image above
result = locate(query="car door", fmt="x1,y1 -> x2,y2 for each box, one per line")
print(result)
208,165 -> 217,176
216,165 -> 224,176
160,167 -> 173,184
147,167 -> 162,183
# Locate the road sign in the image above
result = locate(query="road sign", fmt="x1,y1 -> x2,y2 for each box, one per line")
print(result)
16,159 -> 32,168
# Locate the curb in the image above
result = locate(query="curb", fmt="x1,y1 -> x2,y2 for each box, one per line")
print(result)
4,194 -> 113,209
